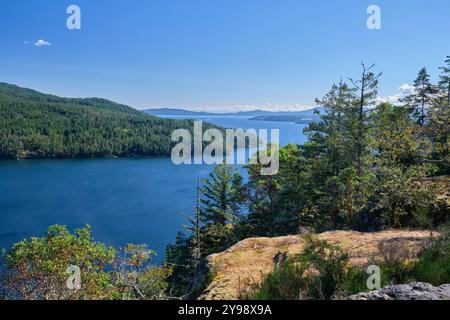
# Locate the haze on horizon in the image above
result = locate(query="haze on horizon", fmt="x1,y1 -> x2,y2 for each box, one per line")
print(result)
1,0 -> 449,112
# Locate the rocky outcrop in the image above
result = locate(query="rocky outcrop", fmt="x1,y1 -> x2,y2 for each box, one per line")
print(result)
347,282 -> 450,300
197,230 -> 437,300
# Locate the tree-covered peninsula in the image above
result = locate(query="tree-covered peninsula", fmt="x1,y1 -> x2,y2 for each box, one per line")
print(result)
0,82 -> 219,159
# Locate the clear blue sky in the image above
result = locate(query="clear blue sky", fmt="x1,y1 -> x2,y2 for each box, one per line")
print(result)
1,0 -> 449,111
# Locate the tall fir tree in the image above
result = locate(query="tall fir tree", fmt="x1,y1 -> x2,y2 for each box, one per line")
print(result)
164,178 -> 204,297
403,67 -> 436,126
181,177 -> 202,266
439,56 -> 450,107
348,63 -> 382,207
244,156 -> 281,236
164,232 -> 192,296
305,80 -> 358,229
426,57 -> 450,173
200,163 -> 246,255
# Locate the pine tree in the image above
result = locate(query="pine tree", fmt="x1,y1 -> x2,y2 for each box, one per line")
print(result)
245,158 -> 280,236
345,64 -> 382,211
403,67 -> 436,126
200,164 -> 245,224
426,56 -> 450,172
181,178 -> 202,267
276,144 -> 310,232
349,63 -> 382,179
439,56 -> 450,107
370,103 -> 436,228
164,232 -> 192,296
305,80 -> 358,229
200,164 -> 246,255
165,179 -> 206,297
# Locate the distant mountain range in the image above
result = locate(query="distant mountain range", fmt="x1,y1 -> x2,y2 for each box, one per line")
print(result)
144,107 -> 322,118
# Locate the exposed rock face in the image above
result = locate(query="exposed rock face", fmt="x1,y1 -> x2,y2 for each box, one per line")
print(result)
198,230 -> 436,300
347,283 -> 450,300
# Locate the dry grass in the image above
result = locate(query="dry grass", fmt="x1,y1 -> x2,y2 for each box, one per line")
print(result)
198,230 -> 437,300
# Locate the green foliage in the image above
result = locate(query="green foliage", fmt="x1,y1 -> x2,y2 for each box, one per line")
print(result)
438,56 -> 450,104
3,225 -> 169,300
165,165 -> 246,296
299,68 -> 383,230
164,232 -> 196,297
200,164 -> 246,225
427,57 -> 450,174
112,244 -> 170,300
367,102 -> 443,228
199,164 -> 246,256
411,227 -> 450,285
240,99 -> 447,236
371,103 -> 431,165
5,225 -> 115,300
373,165 -> 436,228
369,229 -> 450,287
0,82 -> 220,159
402,67 -> 437,126
243,157 -> 282,236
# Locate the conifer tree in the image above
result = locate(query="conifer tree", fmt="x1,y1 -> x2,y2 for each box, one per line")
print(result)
427,57 -> 450,172
244,158 -> 280,236
305,80 -> 358,229
181,178 -> 202,267
370,103 -> 436,228
438,56 -> 450,107
200,164 -> 246,255
403,67 -> 436,126
349,63 -> 382,178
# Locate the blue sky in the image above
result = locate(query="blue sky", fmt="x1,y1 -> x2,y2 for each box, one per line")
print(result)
1,0 -> 449,111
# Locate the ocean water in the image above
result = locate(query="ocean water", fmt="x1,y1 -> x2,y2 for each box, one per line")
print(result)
0,116 -> 308,261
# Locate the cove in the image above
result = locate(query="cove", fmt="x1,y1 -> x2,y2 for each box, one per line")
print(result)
0,116 -> 308,262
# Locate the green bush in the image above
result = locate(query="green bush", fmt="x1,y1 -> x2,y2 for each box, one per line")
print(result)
411,227 -> 450,285
3,225 -> 170,300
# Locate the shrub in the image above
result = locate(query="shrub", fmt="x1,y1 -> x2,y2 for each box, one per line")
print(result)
411,226 -> 450,285
3,225 -> 170,300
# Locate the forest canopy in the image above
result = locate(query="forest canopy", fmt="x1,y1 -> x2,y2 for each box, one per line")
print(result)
0,82 -> 220,159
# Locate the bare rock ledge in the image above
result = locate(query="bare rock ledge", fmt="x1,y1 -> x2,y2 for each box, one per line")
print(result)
347,282 -> 450,300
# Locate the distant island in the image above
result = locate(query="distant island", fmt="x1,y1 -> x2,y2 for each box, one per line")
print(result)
144,107 -> 322,119
248,114 -> 319,124
0,83 -> 220,159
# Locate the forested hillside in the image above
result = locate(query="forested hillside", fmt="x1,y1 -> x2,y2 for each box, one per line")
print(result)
0,83 -> 218,159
